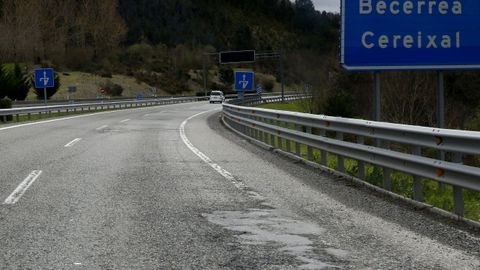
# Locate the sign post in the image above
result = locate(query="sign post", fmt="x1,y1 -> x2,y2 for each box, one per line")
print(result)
34,68 -> 55,105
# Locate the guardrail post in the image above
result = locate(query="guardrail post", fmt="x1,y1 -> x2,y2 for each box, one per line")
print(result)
306,127 -> 313,161
438,151 -> 446,191
382,141 -> 392,191
243,119 -> 248,136
277,122 -> 284,150
295,124 -> 302,156
253,116 -> 258,140
285,122 -> 292,152
263,118 -> 268,143
452,152 -> 464,217
357,136 -> 366,180
27,113 -> 31,121
15,114 -> 19,122
320,129 -> 327,166
412,146 -> 423,202
257,117 -> 263,142
270,120 -> 276,147
336,132 -> 345,173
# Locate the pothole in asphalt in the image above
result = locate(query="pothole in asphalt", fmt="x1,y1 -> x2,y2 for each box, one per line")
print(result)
204,208 -> 347,269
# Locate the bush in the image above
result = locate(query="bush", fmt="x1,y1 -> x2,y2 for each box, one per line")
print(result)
100,81 -> 124,96
263,80 -> 274,92
219,67 -> 234,85
323,92 -> 354,118
0,97 -> 12,122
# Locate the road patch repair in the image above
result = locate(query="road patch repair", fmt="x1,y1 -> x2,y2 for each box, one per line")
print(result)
204,209 -> 342,269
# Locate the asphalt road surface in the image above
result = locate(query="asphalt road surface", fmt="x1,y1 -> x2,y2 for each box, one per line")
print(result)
0,102 -> 479,269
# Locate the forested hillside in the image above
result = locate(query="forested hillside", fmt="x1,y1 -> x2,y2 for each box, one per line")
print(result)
119,0 -> 338,51
0,0 -> 339,100
0,0 -> 338,65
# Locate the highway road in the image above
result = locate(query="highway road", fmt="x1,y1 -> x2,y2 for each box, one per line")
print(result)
0,101 -> 479,269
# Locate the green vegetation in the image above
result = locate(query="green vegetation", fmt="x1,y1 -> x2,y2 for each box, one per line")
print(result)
258,100 -> 307,113
0,64 -> 31,101
0,97 -> 13,122
99,81 -> 124,97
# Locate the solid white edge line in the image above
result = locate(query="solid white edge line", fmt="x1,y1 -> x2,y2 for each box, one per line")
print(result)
0,111 -> 118,132
64,138 -> 82,148
179,109 -> 249,191
0,100 -> 206,132
4,170 -> 43,205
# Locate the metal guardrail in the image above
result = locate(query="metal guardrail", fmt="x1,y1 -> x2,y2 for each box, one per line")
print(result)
223,96 -> 480,218
0,96 -> 209,122
10,91 -> 296,108
0,92 -> 296,122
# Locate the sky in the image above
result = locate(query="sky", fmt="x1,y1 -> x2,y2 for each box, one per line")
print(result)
312,0 -> 340,13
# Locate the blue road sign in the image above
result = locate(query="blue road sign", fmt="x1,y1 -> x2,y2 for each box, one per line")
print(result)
34,68 -> 55,88
256,83 -> 263,94
341,0 -> 480,71
234,71 -> 254,91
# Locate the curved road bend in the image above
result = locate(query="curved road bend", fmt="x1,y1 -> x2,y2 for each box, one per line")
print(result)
0,102 -> 479,269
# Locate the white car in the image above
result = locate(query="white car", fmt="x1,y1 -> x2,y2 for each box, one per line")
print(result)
209,91 -> 225,104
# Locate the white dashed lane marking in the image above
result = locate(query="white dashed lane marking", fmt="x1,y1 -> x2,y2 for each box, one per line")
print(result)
4,170 -> 43,205
64,138 -> 82,148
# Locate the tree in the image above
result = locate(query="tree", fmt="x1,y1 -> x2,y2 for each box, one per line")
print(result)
263,80 -> 274,92
219,66 -> 234,85
5,64 -> 30,101
100,81 -> 124,96
0,0 -> 126,65
0,66 -> 6,99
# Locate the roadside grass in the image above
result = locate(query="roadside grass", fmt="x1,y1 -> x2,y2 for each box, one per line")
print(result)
25,72 -> 164,101
252,101 -> 480,222
258,100 -> 307,113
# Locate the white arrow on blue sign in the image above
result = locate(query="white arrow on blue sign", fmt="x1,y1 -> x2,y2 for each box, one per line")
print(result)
234,71 -> 254,91
34,68 -> 55,88
256,83 -> 262,94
